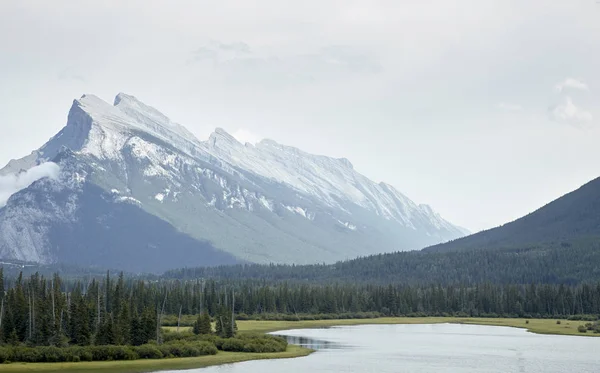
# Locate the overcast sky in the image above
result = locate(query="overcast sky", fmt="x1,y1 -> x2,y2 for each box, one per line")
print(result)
1,0 -> 599,232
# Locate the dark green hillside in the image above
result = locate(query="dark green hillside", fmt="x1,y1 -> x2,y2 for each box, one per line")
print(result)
425,177 -> 600,253
163,237 -> 600,285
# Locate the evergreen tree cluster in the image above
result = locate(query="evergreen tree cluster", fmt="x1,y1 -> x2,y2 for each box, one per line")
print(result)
1,267 -> 600,349
0,270 -> 160,347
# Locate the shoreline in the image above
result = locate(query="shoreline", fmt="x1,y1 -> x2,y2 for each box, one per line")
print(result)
233,316 -> 600,337
2,316 -> 597,373
0,345 -> 314,373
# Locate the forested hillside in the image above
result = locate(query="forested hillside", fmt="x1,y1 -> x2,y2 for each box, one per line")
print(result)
164,238 -> 600,285
425,176 -> 600,252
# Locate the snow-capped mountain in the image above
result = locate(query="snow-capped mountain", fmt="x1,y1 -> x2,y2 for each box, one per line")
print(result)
0,93 -> 467,272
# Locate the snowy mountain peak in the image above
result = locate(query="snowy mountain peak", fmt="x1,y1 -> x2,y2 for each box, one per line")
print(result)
209,127 -> 242,146
337,158 -> 354,169
0,92 -> 468,271
113,93 -> 200,144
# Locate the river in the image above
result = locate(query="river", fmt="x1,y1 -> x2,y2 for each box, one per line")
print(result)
159,323 -> 600,372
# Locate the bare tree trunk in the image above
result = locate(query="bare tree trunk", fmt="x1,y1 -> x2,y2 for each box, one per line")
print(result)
60,308 -> 64,334
51,279 -> 56,327
97,287 -> 101,327
156,304 -> 160,345
231,291 -> 235,336
32,293 -> 35,339
156,291 -> 168,344
177,305 -> 182,333
0,297 -> 4,331
28,293 -> 33,340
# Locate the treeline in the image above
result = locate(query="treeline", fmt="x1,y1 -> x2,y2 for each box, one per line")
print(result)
2,268 -> 600,350
0,269 -> 243,348
164,240 -> 600,285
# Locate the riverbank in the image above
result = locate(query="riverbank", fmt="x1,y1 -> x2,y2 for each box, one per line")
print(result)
3,317 -> 596,373
239,316 -> 599,337
0,345 -> 312,373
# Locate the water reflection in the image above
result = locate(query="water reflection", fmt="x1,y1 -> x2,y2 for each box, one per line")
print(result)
273,334 -> 346,350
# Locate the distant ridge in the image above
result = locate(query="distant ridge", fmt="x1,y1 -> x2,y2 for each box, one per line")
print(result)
424,176 -> 600,252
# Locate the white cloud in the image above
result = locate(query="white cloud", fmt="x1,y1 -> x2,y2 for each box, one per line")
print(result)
497,102 -> 522,111
554,78 -> 589,93
548,96 -> 593,127
232,129 -> 262,145
189,42 -> 382,87
0,162 -> 60,207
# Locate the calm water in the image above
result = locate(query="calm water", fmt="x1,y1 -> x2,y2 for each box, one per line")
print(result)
159,324 -> 600,373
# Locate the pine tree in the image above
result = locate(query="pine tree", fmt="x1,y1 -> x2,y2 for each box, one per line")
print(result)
69,287 -> 91,346
95,316 -> 115,345
215,306 -> 236,338
193,311 -> 212,335
13,274 -> 28,342
130,310 -> 144,346
115,301 -> 131,345
140,307 -> 157,344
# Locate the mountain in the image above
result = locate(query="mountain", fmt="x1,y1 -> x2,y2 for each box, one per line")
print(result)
424,176 -> 600,253
0,93 -> 466,272
163,177 -> 600,285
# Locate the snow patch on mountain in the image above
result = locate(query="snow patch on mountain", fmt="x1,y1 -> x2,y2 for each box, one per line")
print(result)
337,220 -> 357,231
284,205 -> 314,220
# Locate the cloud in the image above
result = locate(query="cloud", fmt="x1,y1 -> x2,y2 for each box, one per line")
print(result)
497,102 -> 522,111
0,162 -> 60,207
190,41 -> 252,63
189,41 -> 382,86
57,67 -> 86,82
548,96 -> 593,127
232,129 -> 262,145
554,78 -> 589,93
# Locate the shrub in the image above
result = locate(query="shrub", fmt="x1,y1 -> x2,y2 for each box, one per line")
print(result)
556,320 -> 561,325
197,341 -> 218,355
135,344 -> 164,359
90,346 -> 138,361
220,338 -> 246,352
11,347 -> 42,362
0,347 -> 11,363
159,341 -> 218,357
80,350 -> 93,362
525,320 -> 529,324
578,325 -> 587,333
38,346 -> 67,362
216,334 -> 287,353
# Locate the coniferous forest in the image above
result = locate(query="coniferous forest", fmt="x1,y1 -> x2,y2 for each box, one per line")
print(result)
1,264 -> 600,363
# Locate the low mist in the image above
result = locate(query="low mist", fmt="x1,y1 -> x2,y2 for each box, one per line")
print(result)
0,162 -> 60,207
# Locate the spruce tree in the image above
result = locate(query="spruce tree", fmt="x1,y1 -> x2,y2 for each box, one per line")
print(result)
95,316 -> 115,345
193,311 -> 212,335
199,311 -> 212,335
215,306 -> 236,338
115,301 -> 131,345
130,310 -> 144,346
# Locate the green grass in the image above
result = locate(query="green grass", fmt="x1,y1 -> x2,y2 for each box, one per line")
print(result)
4,317 -> 596,373
0,345 -> 312,373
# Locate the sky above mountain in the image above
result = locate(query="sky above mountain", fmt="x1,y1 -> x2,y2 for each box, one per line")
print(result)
1,0 -> 599,232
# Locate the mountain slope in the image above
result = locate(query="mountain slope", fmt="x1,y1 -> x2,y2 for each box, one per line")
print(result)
424,177 -> 600,252
0,93 -> 466,271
